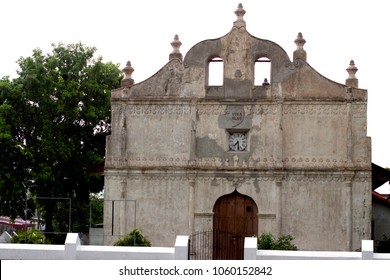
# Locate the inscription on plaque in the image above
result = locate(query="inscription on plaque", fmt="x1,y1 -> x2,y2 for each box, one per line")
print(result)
229,107 -> 245,127
232,112 -> 243,121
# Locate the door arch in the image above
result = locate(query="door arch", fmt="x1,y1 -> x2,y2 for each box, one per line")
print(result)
213,190 -> 258,259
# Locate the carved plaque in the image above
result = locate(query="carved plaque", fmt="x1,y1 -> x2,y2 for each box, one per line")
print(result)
228,107 -> 245,127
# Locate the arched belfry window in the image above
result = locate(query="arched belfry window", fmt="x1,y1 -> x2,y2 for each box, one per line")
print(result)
208,56 -> 223,86
254,56 -> 271,86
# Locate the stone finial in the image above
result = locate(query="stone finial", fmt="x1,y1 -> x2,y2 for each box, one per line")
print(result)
293,32 -> 307,61
233,3 -> 246,28
121,61 -> 134,88
346,60 -> 358,88
169,34 -> 183,61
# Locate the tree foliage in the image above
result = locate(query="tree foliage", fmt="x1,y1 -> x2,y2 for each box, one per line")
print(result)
89,192 -> 104,228
257,232 -> 298,250
0,77 -> 34,219
0,42 -> 122,241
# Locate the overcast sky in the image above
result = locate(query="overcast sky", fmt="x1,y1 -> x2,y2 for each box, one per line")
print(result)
2,0 -> 389,192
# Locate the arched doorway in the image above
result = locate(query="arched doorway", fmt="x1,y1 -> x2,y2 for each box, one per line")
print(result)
213,190 -> 258,259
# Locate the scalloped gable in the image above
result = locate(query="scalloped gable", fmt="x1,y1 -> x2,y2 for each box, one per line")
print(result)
281,61 -> 367,100
114,3 -> 365,101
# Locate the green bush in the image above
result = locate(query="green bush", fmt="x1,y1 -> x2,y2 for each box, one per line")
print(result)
10,228 -> 48,244
257,232 -> 274,250
257,232 -> 297,250
114,228 -> 151,246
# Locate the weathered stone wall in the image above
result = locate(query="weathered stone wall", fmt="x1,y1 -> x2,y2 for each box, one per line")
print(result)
104,5 -> 371,251
104,172 -> 191,247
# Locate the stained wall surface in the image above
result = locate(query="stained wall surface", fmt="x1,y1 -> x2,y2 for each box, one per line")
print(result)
104,5 -> 371,251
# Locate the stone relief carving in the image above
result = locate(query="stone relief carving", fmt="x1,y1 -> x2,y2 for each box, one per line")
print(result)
124,104 -> 192,116
117,171 -> 371,183
285,172 -> 370,183
127,156 -> 188,167
108,156 -> 369,169
197,104 -> 278,115
105,157 -> 127,168
283,157 -> 348,168
195,156 -> 280,169
283,104 -> 348,116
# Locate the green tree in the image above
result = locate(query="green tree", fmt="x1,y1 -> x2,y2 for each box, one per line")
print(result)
89,192 -> 104,228
0,43 -> 122,242
0,77 -> 34,220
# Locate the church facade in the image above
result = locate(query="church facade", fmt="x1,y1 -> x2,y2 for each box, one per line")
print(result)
103,4 -> 371,253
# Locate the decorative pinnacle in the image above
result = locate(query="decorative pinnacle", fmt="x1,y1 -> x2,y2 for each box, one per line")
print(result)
234,3 -> 246,28
169,34 -> 183,61
346,60 -> 358,79
121,61 -> 134,87
293,32 -> 307,61
346,60 -> 358,88
294,32 -> 306,49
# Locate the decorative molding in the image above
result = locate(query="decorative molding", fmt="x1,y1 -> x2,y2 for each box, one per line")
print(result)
111,104 -> 123,113
104,168 -> 371,184
283,104 -> 348,116
197,105 -> 226,115
124,104 -> 192,116
127,156 -> 189,167
196,104 -> 278,115
250,105 -> 278,115
105,157 -> 127,168
195,174 -> 286,184
196,157 -> 282,169
283,157 -> 370,169
127,175 -> 188,182
353,171 -> 372,182
283,157 -> 348,168
285,172 -> 370,183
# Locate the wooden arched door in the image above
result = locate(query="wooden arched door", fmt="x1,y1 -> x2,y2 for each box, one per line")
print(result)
213,190 -> 258,259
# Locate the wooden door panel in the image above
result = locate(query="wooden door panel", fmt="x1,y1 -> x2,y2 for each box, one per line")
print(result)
213,191 -> 258,259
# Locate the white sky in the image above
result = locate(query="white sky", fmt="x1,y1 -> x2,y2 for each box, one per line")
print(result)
1,0 -> 389,192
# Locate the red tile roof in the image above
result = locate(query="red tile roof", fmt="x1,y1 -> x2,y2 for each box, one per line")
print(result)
372,191 -> 390,206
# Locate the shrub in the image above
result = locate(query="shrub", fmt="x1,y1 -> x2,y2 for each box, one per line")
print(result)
257,232 -> 274,250
114,228 -> 151,246
10,228 -> 48,244
257,232 -> 297,250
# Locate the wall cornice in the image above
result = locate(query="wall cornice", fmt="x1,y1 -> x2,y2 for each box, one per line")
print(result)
104,169 -> 371,183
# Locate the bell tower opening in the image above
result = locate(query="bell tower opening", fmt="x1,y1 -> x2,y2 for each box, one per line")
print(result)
254,56 -> 271,86
207,56 -> 224,86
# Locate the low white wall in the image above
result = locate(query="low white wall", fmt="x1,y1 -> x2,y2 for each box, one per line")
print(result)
244,238 -> 390,260
0,244 -> 65,259
2,234 -> 390,260
0,233 -> 187,260
76,245 -> 175,260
